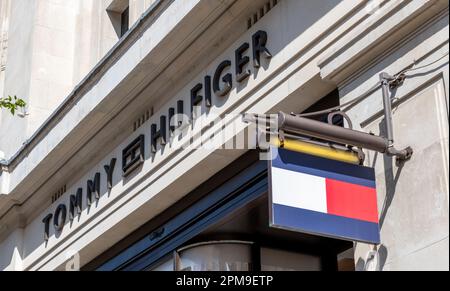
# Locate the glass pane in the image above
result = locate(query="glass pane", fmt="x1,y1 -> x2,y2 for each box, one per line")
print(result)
261,247 -> 321,271
150,256 -> 173,271
177,242 -> 252,271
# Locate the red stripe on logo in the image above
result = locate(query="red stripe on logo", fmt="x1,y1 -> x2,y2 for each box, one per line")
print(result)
326,179 -> 379,223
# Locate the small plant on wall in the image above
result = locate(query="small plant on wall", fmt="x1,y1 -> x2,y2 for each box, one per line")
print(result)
0,95 -> 26,115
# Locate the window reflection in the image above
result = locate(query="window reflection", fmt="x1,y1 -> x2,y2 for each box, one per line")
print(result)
151,255 -> 174,271
176,241 -> 252,271
261,247 -> 321,271
149,241 -> 323,271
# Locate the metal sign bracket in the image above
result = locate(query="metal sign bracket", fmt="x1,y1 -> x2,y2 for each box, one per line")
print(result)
379,72 -> 413,164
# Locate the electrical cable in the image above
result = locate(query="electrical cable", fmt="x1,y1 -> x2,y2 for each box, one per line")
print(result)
395,50 -> 449,76
295,83 -> 379,117
294,50 -> 449,118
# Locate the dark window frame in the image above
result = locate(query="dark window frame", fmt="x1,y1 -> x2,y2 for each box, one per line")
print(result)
84,151 -> 264,270
98,161 -> 267,271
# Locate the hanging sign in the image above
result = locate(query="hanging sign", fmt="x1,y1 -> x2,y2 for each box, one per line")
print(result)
269,147 -> 380,244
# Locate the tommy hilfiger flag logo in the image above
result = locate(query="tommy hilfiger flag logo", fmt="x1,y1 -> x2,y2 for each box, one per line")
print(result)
269,148 -> 380,244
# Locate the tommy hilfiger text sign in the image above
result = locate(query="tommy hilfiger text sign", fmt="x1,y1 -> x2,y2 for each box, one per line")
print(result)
42,30 -> 272,242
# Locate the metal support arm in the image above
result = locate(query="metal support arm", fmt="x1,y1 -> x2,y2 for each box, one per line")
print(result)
244,71 -> 414,164
379,72 -> 413,162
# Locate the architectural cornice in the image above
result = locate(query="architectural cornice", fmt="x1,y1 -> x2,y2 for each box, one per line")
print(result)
0,0 -> 166,171
0,0 -> 240,236
318,0 -> 448,87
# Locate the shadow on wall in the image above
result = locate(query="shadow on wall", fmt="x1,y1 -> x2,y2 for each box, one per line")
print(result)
356,102 -> 407,271
379,147 -> 406,228
356,244 -> 388,271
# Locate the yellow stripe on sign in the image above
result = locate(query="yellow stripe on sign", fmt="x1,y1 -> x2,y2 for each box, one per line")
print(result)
271,137 -> 361,165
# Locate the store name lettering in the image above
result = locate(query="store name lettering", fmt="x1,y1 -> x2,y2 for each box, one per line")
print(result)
42,30 -> 272,242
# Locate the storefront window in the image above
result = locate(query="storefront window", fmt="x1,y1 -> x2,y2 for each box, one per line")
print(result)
148,242 -> 324,271
151,255 -> 174,271
92,152 -> 349,271
260,248 -> 321,271
175,241 -> 252,271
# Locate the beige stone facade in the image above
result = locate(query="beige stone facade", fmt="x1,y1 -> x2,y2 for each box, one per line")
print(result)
0,0 -> 448,271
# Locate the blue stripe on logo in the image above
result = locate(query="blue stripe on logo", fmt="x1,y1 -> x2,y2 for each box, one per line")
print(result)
272,204 -> 380,244
272,148 -> 376,188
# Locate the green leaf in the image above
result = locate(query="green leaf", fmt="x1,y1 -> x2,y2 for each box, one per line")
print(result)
1,95 -> 26,116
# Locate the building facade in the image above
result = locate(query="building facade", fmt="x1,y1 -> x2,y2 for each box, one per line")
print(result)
0,0 -> 448,271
